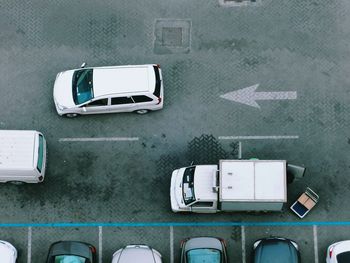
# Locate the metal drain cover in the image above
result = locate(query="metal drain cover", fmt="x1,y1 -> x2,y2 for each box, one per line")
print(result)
154,19 -> 191,54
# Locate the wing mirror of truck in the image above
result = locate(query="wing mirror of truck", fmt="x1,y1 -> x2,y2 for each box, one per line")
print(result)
190,161 -> 194,166
81,62 -> 87,68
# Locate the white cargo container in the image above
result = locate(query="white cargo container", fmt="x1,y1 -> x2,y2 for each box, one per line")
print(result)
0,130 -> 47,183
170,159 -> 287,213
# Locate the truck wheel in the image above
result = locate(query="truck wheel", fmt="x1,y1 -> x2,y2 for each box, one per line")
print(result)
64,113 -> 79,118
135,109 -> 149,114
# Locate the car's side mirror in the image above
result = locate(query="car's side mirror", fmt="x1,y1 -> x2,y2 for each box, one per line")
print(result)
81,62 -> 86,68
82,107 -> 87,112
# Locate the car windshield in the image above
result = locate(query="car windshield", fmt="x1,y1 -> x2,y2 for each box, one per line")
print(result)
54,255 -> 87,263
337,251 -> 350,262
72,69 -> 94,104
186,248 -> 221,263
183,167 -> 196,205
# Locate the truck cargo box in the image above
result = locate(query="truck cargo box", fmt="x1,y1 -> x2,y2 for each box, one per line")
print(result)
219,160 -> 286,211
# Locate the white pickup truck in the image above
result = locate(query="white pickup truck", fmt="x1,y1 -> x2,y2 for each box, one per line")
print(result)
170,159 -> 287,213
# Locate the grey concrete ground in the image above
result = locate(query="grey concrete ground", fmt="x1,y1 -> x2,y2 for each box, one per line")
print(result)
0,0 -> 350,262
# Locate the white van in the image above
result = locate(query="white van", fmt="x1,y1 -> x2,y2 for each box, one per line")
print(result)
0,130 -> 47,183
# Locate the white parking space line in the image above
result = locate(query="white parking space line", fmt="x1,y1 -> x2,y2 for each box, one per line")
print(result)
98,226 -> 103,263
238,141 -> 242,159
59,137 -> 139,142
27,227 -> 32,263
241,226 -> 246,263
219,135 -> 299,140
170,226 -> 174,263
313,225 -> 319,263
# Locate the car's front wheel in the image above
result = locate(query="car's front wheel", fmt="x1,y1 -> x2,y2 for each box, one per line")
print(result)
135,109 -> 149,114
64,113 -> 79,118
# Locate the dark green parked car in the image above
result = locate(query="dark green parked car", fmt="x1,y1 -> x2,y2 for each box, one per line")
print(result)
252,237 -> 301,263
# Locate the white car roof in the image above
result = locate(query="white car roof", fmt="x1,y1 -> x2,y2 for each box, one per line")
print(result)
0,130 -> 38,170
93,65 -> 156,97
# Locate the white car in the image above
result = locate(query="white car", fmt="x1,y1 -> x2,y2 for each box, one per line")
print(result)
327,240 -> 350,263
0,240 -> 17,263
112,244 -> 162,263
53,64 -> 164,117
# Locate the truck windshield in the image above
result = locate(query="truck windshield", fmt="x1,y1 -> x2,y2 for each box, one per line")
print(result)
183,166 -> 196,205
36,134 -> 44,173
72,69 -> 94,105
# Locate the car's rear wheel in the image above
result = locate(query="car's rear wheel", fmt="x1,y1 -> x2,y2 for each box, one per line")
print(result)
135,109 -> 149,114
9,181 -> 25,185
64,113 -> 79,118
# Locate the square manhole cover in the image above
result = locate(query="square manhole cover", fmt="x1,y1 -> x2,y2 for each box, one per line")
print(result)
219,0 -> 260,7
162,27 -> 183,47
154,19 -> 191,54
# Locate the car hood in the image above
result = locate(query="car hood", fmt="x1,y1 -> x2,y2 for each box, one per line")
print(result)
53,70 -> 76,108
112,246 -> 161,263
254,240 -> 299,263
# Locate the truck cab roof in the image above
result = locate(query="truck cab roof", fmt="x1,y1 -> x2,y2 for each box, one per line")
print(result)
193,165 -> 218,201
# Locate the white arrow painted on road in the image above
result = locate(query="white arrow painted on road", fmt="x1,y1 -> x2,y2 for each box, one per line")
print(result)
220,84 -> 297,109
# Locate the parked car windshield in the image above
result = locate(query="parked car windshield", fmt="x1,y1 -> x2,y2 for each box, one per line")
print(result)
183,166 -> 196,205
72,69 -> 94,104
54,255 -> 87,263
186,248 -> 221,263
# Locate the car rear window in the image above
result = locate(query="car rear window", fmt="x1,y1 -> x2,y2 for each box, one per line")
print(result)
153,66 -> 161,97
337,252 -> 350,262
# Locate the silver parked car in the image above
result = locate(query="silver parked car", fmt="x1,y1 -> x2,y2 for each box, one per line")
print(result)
112,244 -> 162,263
53,64 -> 164,117
180,237 -> 228,263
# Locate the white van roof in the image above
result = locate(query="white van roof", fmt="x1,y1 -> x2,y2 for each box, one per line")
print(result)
93,65 -> 156,97
219,160 -> 287,202
0,130 -> 38,170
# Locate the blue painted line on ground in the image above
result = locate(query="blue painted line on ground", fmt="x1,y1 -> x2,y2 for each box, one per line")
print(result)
1,221 -> 350,228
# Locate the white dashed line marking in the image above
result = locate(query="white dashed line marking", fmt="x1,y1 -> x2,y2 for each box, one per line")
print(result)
170,226 -> 174,263
99,226 -> 103,263
313,225 -> 319,263
241,226 -> 246,263
27,227 -> 32,263
59,137 -> 139,142
219,135 -> 299,140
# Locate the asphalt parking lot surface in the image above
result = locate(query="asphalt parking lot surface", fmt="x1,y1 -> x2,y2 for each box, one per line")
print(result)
1,0 -> 350,262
